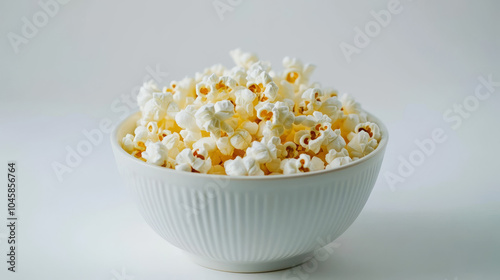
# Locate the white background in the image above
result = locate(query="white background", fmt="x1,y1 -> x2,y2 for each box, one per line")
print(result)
1,0 -> 499,279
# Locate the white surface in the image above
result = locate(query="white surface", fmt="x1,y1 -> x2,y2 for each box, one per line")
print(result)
1,0 -> 499,279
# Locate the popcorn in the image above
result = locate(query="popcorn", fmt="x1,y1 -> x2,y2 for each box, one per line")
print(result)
194,74 -> 217,104
121,49 -> 382,176
245,139 -> 278,164
294,111 -> 331,128
175,105 -> 202,146
282,57 -> 315,89
209,165 -> 226,175
234,87 -> 257,118
293,112 -> 336,154
172,77 -> 196,109
240,120 -> 259,136
195,75 -> 238,105
192,137 -> 217,154
142,141 -> 169,166
322,129 -> 347,152
294,129 -> 324,154
282,141 -> 299,158
298,88 -> 323,115
175,148 -> 212,173
346,131 -> 378,158
195,64 -> 226,82
340,93 -> 366,120
224,156 -> 264,176
342,114 -> 361,133
263,158 -> 281,173
131,150 -> 145,161
228,66 -> 248,86
215,76 -> 238,95
142,92 -> 179,122
161,132 -> 184,159
352,122 -> 381,142
122,134 -> 135,153
275,79 -> 295,101
246,63 -> 279,102
281,154 -> 325,174
195,100 -> 235,138
216,137 -> 234,156
319,96 -> 343,122
256,101 -> 295,139
137,80 -> 161,110
230,49 -> 259,70
325,148 -> 352,169
322,87 -> 339,98
146,121 -> 159,135
261,137 -> 284,173
133,125 -> 159,150
229,128 -> 253,150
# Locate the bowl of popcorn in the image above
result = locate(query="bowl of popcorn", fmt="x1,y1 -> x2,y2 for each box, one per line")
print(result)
111,49 -> 388,272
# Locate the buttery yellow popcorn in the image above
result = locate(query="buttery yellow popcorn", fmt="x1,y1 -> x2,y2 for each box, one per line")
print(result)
121,49 -> 382,175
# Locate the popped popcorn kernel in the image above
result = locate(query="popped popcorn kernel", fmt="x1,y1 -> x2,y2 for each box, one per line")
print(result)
352,122 -> 381,142
224,156 -> 264,176
137,80 -> 161,110
175,148 -> 212,173
325,148 -> 352,169
122,134 -> 135,153
195,101 -> 235,138
142,141 -> 169,167
142,92 -> 179,122
281,154 -> 325,174
346,131 -> 378,158
121,49 -> 382,176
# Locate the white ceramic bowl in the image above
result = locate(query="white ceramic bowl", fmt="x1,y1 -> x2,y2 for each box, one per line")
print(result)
111,111 -> 388,273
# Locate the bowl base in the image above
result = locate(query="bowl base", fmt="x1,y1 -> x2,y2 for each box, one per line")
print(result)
187,252 -> 313,273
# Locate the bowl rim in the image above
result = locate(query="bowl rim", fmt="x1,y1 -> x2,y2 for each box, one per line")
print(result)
111,110 -> 389,181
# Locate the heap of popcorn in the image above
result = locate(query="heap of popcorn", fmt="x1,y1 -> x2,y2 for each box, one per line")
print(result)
121,49 -> 381,176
